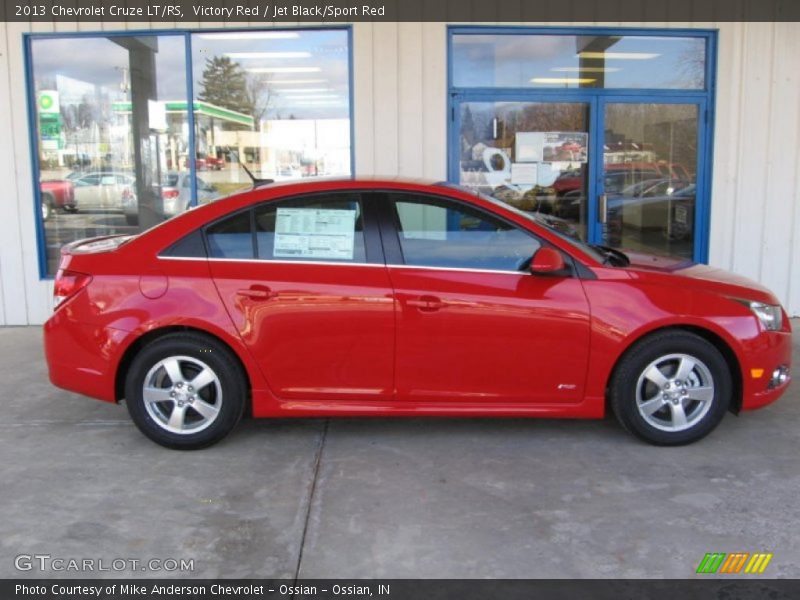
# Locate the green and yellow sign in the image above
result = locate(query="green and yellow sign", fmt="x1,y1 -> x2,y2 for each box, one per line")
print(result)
696,552 -> 773,574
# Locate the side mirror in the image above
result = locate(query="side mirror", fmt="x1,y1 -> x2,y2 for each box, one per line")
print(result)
530,247 -> 566,275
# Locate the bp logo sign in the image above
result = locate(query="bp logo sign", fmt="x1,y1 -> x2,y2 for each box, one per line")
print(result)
38,91 -> 59,114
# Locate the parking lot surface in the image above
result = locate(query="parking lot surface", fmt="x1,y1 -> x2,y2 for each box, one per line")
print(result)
1,324 -> 798,578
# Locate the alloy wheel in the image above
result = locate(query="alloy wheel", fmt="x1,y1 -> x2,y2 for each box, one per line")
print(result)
635,353 -> 715,432
142,355 -> 222,435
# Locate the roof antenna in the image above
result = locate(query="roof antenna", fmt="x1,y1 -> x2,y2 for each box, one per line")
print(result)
225,147 -> 274,187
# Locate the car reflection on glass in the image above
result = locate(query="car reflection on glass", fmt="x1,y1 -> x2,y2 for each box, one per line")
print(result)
606,179 -> 696,245
123,172 -> 220,225
71,171 -> 136,212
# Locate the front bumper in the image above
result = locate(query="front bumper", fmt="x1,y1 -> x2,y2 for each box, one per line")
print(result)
740,329 -> 792,411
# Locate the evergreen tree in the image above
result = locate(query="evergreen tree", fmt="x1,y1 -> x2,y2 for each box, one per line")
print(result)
197,56 -> 253,117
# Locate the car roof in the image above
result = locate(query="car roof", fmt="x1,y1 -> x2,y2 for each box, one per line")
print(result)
252,175 -> 444,190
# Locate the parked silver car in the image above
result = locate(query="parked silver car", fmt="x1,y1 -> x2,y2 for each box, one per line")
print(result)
123,172 -> 220,225
72,172 -> 135,212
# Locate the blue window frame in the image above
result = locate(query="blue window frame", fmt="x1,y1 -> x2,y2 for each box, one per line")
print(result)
24,26 -> 355,279
448,26 -> 717,263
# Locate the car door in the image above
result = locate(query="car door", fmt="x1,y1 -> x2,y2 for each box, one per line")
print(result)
379,192 -> 592,404
207,191 -> 395,402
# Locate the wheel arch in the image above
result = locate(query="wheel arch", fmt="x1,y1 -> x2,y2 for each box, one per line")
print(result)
114,325 -> 252,409
606,324 -> 743,414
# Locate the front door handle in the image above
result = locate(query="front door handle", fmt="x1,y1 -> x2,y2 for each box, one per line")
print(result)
598,194 -> 608,224
406,295 -> 446,311
236,286 -> 276,300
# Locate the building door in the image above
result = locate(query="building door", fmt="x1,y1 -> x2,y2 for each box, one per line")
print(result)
598,100 -> 705,260
448,28 -> 715,263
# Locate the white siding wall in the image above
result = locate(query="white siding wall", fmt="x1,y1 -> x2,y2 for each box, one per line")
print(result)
1,20 -> 799,324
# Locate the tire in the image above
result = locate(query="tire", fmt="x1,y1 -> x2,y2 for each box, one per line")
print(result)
610,330 -> 731,446
124,332 -> 247,449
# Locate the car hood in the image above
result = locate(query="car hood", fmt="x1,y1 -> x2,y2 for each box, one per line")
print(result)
623,250 -> 779,304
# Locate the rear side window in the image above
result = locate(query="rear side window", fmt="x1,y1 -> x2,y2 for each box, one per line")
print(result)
254,193 -> 366,263
205,193 -> 367,262
207,211 -> 253,259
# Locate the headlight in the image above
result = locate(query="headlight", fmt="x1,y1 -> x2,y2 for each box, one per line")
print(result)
738,300 -> 783,331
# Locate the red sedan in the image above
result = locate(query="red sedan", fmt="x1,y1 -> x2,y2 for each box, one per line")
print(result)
44,178 -> 792,449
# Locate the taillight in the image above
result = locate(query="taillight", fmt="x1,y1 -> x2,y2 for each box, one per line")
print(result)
162,189 -> 179,199
53,269 -> 92,309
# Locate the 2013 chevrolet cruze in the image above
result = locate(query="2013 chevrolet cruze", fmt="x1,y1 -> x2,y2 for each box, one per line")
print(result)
44,178 -> 792,449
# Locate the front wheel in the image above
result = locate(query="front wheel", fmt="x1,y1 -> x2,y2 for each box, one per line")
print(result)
610,331 -> 731,445
124,333 -> 246,449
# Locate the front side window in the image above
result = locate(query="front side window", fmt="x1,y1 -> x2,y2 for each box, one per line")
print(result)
390,194 -> 539,272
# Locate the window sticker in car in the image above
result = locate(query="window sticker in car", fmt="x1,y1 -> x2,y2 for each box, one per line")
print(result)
274,208 -> 357,260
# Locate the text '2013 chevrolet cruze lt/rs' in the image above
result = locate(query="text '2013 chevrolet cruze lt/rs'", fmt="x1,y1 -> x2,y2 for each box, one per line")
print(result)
44,178 -> 792,449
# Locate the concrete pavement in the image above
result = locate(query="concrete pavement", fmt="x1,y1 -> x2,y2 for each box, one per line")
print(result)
0,324 -> 797,578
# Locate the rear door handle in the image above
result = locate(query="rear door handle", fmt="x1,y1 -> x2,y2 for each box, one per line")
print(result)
406,295 -> 446,311
236,286 -> 276,300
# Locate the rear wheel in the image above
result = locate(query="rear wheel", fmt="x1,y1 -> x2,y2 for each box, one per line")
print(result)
610,331 -> 731,445
124,333 -> 246,449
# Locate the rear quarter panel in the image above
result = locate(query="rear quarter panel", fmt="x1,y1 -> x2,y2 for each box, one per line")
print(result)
50,247 -> 270,405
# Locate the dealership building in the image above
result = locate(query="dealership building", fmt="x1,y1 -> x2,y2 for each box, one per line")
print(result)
0,14 -> 798,325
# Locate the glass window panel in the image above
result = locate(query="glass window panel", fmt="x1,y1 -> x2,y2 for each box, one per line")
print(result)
190,30 -> 352,198
254,194 -> 365,263
391,194 -> 540,271
457,101 -> 590,242
602,103 -> 698,259
207,210 -> 253,259
452,34 -> 706,90
30,34 -> 189,275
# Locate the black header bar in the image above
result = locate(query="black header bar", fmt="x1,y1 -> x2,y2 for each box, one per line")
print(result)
3,579 -> 800,600
3,0 -> 800,23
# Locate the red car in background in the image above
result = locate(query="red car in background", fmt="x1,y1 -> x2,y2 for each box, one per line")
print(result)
40,179 -> 76,221
44,179 -> 791,449
166,154 -> 225,171
196,153 -> 224,171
